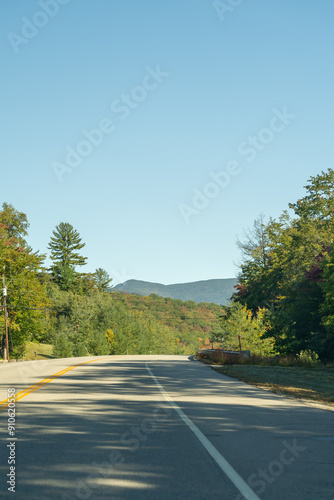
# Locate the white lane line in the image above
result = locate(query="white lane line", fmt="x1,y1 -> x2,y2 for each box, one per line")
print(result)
146,363 -> 260,500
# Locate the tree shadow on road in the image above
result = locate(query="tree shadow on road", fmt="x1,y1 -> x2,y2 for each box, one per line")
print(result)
0,357 -> 333,500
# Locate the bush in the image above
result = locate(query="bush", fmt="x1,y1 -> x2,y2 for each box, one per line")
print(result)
72,342 -> 89,357
53,333 -> 73,358
298,350 -> 321,365
197,351 -> 324,367
218,303 -> 275,356
10,344 -> 26,361
88,331 -> 110,356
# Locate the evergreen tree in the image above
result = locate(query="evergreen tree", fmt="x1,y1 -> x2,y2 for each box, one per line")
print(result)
95,268 -> 112,291
48,222 -> 87,290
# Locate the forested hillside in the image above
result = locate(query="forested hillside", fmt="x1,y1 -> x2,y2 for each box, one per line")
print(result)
0,205 -> 221,359
1,168 -> 334,363
46,286 -> 222,358
112,292 -> 222,350
114,278 -> 237,305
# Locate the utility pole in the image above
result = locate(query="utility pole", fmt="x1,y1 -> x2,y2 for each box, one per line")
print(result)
2,275 -> 9,362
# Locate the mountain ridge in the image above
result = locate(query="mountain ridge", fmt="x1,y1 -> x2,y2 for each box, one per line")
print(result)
113,278 -> 238,305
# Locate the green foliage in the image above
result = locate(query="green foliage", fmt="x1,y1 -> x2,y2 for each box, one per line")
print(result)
6,167 -> 334,365
73,272 -> 98,295
0,202 -> 29,246
53,333 -> 73,358
105,329 -> 117,353
45,282 -> 228,358
0,204 -> 236,360
289,168 -> 334,225
113,291 -> 224,353
46,284 -> 184,357
95,268 -> 112,291
54,262 -> 76,291
319,248 -> 334,360
235,168 -> 334,361
217,303 -> 275,356
0,204 -> 49,358
88,331 -> 110,356
72,342 -> 89,357
48,222 -> 87,290
298,350 -> 320,365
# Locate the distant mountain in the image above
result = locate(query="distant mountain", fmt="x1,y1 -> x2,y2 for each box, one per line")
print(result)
113,278 -> 238,305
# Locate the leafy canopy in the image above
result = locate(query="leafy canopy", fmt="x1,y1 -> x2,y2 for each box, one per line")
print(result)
234,168 -> 334,360
0,204 -> 49,358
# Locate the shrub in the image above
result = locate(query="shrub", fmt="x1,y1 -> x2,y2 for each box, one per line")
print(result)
72,342 -> 89,357
298,350 -> 320,365
88,331 -> 110,356
53,333 -> 73,358
10,344 -> 26,361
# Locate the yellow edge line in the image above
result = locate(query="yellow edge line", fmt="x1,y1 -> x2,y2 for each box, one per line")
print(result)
0,357 -> 115,410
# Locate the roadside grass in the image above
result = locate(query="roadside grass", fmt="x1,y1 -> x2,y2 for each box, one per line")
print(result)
22,342 -> 55,361
213,364 -> 334,407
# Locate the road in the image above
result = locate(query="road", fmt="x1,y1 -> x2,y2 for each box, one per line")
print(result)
0,355 -> 333,499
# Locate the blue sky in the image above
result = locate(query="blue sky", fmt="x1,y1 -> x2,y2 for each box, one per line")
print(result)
1,0 -> 334,285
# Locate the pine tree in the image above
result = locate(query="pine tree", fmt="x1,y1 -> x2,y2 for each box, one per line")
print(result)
95,268 -> 112,291
48,222 -> 87,289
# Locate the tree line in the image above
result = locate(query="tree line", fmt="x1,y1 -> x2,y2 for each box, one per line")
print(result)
217,168 -> 334,363
0,207 -> 209,358
2,168 -> 334,362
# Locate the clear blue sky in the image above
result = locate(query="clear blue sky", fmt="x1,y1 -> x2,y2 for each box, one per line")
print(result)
1,0 -> 334,285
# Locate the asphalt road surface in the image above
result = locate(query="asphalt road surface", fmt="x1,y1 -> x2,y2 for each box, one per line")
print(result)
0,355 -> 333,500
